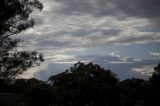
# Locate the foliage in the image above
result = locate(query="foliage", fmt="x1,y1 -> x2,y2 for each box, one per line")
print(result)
1,61 -> 160,106
12,78 -> 52,106
150,63 -> 160,82
119,78 -> 150,106
49,62 -> 121,106
0,0 -> 44,81
149,63 -> 160,106
27,87 -> 52,106
0,0 -> 43,35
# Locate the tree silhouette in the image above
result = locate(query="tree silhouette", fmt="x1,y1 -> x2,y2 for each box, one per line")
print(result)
149,63 -> 160,106
27,88 -> 52,106
119,78 -> 150,106
49,62 -> 121,106
0,0 -> 44,81
0,62 -> 160,105
150,63 -> 160,82
12,78 -> 52,106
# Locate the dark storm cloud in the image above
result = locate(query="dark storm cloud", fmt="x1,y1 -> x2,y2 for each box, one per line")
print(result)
54,0 -> 160,18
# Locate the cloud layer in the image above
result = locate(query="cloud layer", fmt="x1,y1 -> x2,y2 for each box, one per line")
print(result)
17,0 -> 160,80
53,0 -> 160,18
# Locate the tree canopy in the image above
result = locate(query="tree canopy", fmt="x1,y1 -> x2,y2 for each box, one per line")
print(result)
0,62 -> 160,106
49,62 -> 121,106
0,0 -> 43,35
0,0 -> 44,81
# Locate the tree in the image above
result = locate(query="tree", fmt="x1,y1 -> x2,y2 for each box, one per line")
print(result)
149,63 -> 160,106
27,87 -> 52,106
119,78 -> 150,106
150,63 -> 160,83
0,0 -> 44,81
12,78 -> 52,106
49,62 -> 121,106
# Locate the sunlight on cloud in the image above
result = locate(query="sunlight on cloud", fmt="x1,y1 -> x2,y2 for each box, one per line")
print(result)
132,65 -> 154,76
19,63 -> 48,79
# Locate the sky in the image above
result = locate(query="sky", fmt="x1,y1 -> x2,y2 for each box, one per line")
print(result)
18,0 -> 160,80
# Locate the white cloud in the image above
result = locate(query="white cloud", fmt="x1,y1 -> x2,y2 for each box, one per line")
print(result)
132,65 -> 154,76
18,63 -> 48,79
149,52 -> 160,58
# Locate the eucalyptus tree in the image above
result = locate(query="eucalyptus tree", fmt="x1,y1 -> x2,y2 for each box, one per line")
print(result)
0,0 -> 44,81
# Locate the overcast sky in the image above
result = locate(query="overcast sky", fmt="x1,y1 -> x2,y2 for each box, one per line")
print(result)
18,0 -> 160,80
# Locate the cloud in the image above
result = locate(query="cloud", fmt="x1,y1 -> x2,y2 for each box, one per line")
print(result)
17,16 -> 160,50
101,59 -> 160,80
123,57 -> 134,62
150,52 -> 160,57
47,53 -> 133,64
17,0 -> 160,80
53,0 -> 160,18
132,65 -> 155,76
19,63 -> 48,79
17,0 -> 159,50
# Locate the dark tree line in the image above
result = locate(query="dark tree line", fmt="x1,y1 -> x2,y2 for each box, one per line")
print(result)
0,62 -> 160,106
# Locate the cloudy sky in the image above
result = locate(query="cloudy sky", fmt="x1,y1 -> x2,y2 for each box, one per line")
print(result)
18,0 -> 160,80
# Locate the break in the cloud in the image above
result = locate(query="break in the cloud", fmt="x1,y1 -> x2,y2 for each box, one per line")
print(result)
18,0 -> 160,80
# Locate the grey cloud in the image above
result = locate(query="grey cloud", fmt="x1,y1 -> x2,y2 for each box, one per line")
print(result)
101,29 -> 121,36
76,55 -> 121,62
137,23 -> 160,33
49,54 -> 121,63
37,39 -> 72,47
55,29 -> 121,37
20,0 -> 160,49
17,0 -> 160,80
124,57 -> 134,62
55,30 -> 92,36
54,0 -> 160,18
33,15 -> 44,26
106,34 -> 160,45
18,32 -> 160,51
